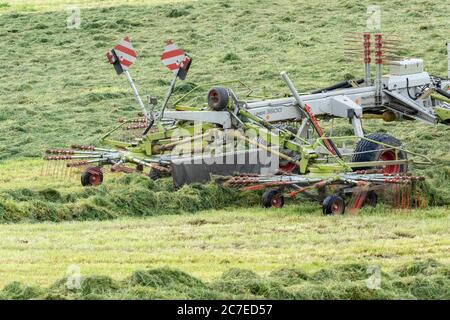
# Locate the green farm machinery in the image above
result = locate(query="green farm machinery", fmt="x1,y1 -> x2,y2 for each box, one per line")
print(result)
45,34 -> 450,213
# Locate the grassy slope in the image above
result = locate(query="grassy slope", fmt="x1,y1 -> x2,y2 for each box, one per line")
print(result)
0,0 -> 449,206
1,0 -> 449,201
5,0 -> 194,12
0,207 -> 448,291
0,0 -> 449,159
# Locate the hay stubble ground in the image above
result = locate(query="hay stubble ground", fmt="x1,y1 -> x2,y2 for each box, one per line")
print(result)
0,0 -> 449,298
0,207 -> 448,289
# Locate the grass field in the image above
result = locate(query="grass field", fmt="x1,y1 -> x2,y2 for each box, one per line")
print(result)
0,208 -> 449,299
0,0 -> 449,299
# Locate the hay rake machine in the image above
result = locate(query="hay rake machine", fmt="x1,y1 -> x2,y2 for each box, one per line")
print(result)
218,170 -> 426,215
44,34 -> 449,213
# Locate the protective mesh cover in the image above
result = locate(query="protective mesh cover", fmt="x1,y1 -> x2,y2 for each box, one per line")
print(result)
171,149 -> 277,187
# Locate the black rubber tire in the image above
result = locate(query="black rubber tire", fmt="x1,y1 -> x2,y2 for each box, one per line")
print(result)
149,169 -> 163,181
207,86 -> 229,111
351,133 -> 408,173
81,167 -> 103,186
322,195 -> 345,215
364,191 -> 378,207
261,189 -> 285,208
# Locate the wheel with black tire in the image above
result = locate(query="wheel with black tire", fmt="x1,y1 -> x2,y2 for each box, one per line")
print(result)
352,133 -> 407,174
364,191 -> 378,207
207,87 -> 229,111
322,195 -> 345,215
81,167 -> 103,186
261,189 -> 285,208
149,169 -> 162,181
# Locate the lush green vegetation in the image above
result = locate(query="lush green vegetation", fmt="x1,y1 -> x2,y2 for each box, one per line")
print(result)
0,0 -> 449,299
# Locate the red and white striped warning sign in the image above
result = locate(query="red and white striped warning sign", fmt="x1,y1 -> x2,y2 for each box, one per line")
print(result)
160,39 -> 186,75
113,36 -> 137,70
